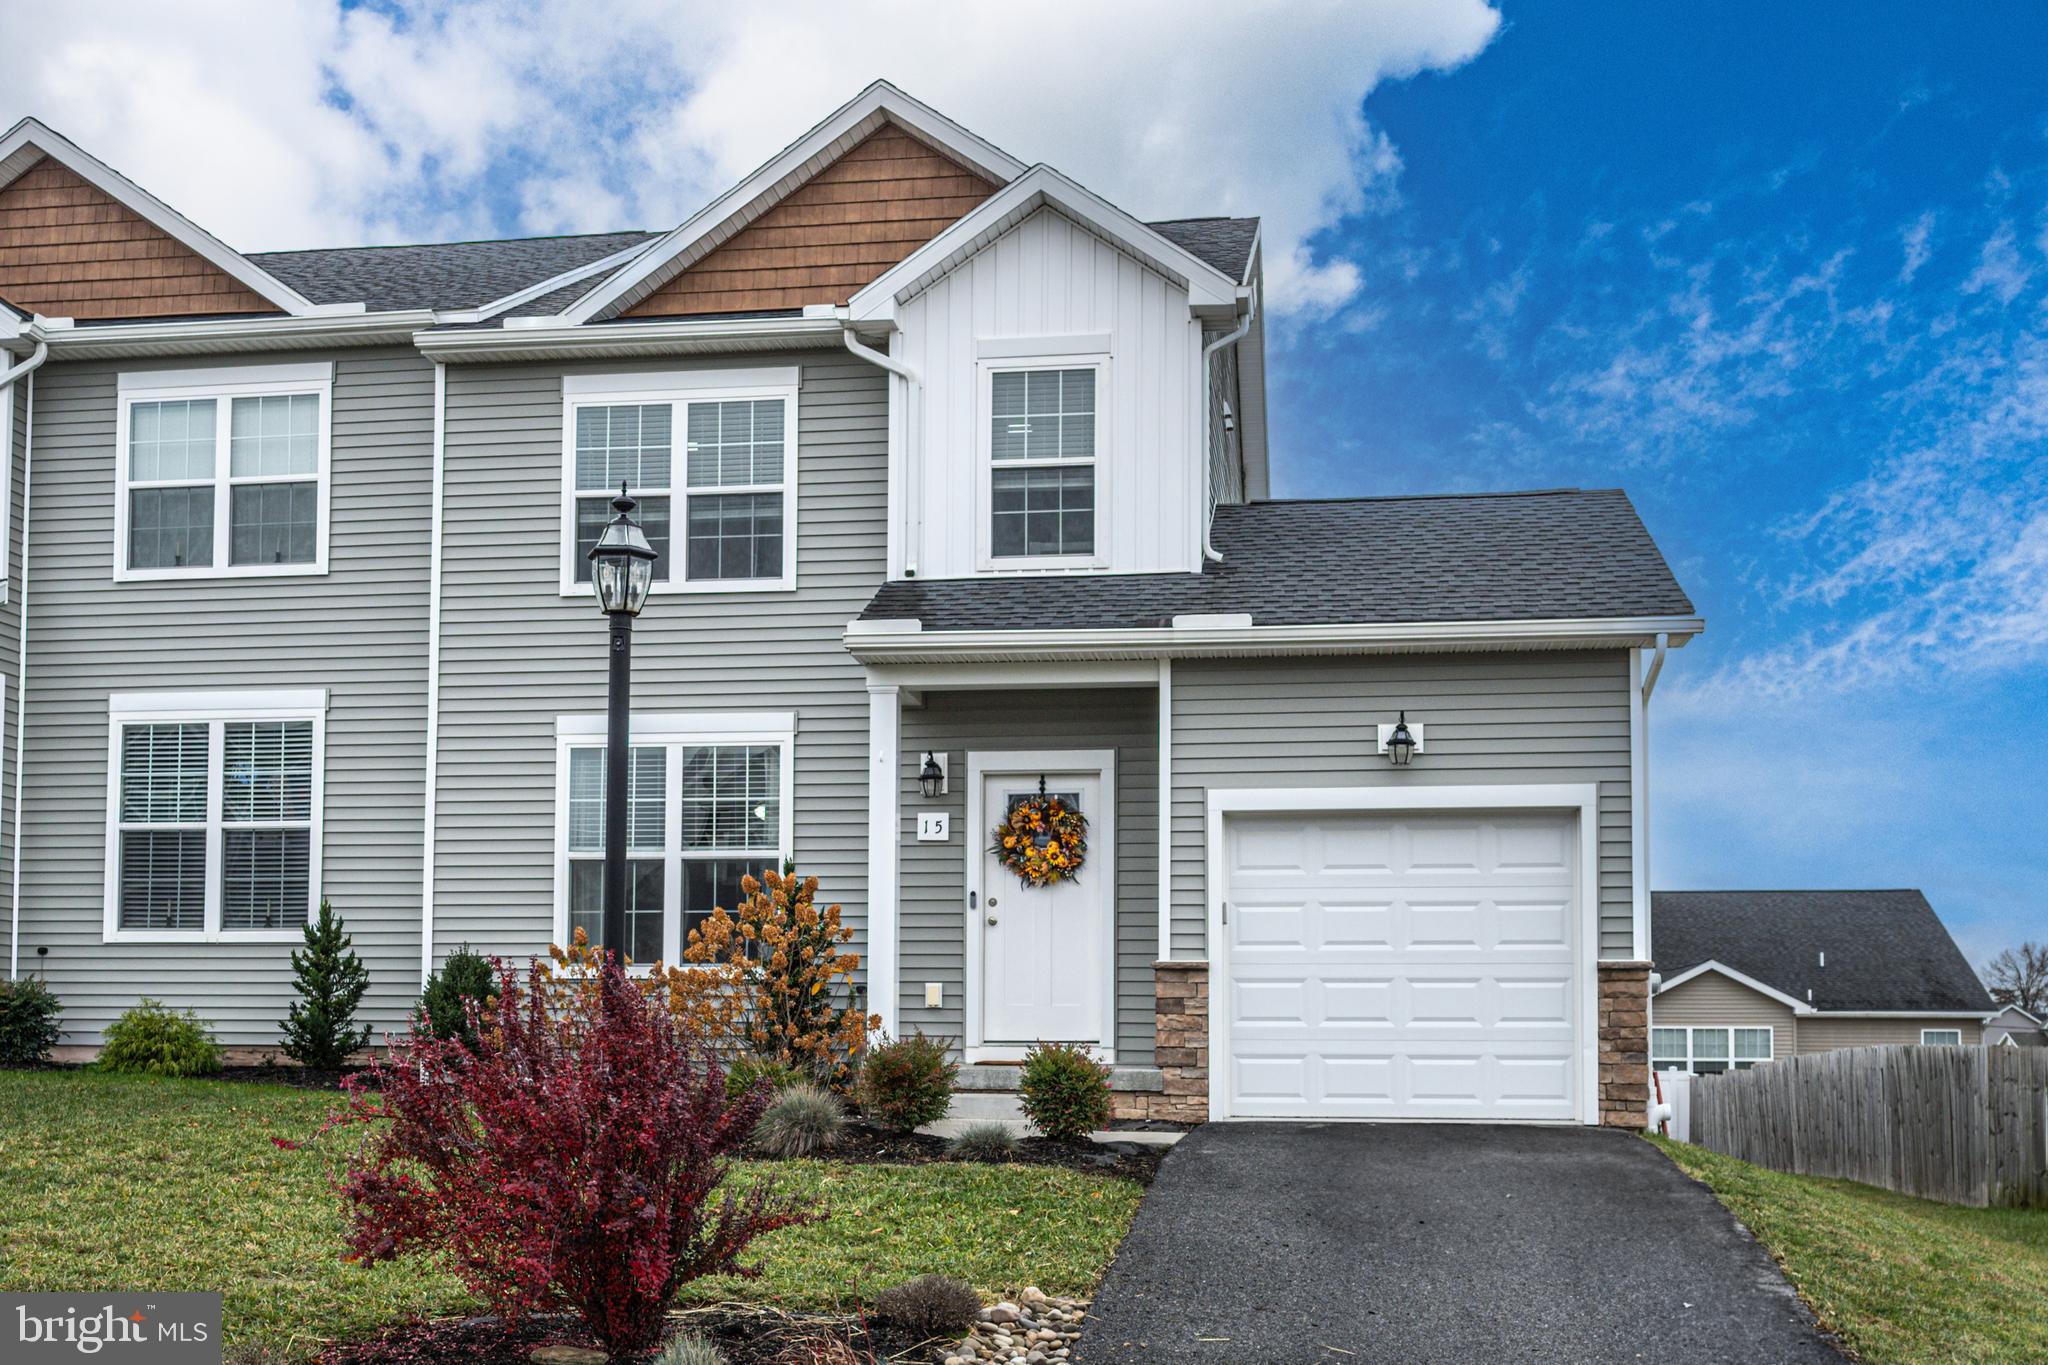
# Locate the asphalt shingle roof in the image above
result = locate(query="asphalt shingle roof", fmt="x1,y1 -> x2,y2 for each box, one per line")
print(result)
1654,890 -> 1994,1014
1148,216 -> 1259,279
249,231 -> 660,312
860,488 -> 1694,630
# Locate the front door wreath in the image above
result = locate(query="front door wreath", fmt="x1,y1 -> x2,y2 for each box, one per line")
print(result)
991,779 -> 1088,887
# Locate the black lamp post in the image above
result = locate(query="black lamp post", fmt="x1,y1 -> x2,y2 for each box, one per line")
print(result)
587,485 -> 658,968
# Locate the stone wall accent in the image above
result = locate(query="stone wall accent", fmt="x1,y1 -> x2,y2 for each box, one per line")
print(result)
1113,961 -> 1209,1122
1598,960 -> 1652,1128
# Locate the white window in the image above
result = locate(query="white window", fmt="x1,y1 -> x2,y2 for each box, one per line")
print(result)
1651,1025 -> 1773,1075
560,369 -> 797,594
115,363 -> 333,580
980,358 -> 1104,567
553,712 -> 794,965
103,690 -> 325,942
1921,1028 -> 1964,1046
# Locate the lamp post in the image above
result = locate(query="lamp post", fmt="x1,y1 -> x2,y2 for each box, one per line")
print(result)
587,485 -> 658,968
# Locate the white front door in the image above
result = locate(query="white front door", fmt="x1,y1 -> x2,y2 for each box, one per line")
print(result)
976,761 -> 1110,1049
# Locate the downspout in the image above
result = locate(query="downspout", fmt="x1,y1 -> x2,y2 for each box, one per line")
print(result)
420,361 -> 446,987
4,341 -> 49,979
1631,630 -> 1669,967
840,327 -> 921,575
1199,292 -> 1257,563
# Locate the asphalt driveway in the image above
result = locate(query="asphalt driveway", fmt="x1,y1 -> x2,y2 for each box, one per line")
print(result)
1077,1123 -> 1842,1364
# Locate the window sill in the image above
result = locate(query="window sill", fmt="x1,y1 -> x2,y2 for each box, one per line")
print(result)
114,564 -> 331,584
102,930 -> 306,945
555,577 -> 797,599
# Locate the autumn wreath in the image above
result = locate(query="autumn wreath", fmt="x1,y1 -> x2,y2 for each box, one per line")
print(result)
991,784 -> 1088,887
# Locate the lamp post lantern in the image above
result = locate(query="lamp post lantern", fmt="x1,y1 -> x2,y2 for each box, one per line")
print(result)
587,484 -> 658,969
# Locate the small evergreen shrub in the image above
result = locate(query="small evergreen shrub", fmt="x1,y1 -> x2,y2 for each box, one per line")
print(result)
1018,1040 -> 1111,1141
657,1334 -> 730,1365
855,1032 -> 955,1132
725,1053 -> 804,1104
420,945 -> 497,1047
873,1273 -> 982,1341
945,1121 -> 1019,1163
280,901 -> 371,1070
753,1083 -> 845,1158
100,1000 -> 223,1077
0,976 -> 63,1064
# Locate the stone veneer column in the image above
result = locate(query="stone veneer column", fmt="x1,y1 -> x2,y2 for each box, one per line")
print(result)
1597,960 -> 1652,1128
1114,961 -> 1210,1122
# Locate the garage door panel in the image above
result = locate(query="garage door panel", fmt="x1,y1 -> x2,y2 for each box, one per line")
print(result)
1497,899 -> 1573,948
1227,1042 -> 1579,1118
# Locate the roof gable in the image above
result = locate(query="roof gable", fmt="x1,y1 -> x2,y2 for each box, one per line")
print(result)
0,118 -> 316,319
621,124 -> 998,318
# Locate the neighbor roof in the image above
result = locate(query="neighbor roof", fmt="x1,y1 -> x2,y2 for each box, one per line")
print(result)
861,488 -> 1694,630
1654,890 -> 1993,1014
249,231 -> 660,313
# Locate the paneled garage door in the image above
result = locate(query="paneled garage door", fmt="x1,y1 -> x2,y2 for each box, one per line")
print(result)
1222,811 -> 1583,1121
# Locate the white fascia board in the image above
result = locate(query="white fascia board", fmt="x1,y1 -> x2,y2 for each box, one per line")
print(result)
848,165 -> 1241,323
844,614 -> 1707,663
39,310 -> 435,360
555,710 -> 796,741
1655,960 -> 1816,1014
413,315 -> 845,363
1808,1010 -> 1997,1020
1990,1003 -> 2045,1026
562,81 -> 1028,325
0,118 -> 321,316
443,240 -> 659,325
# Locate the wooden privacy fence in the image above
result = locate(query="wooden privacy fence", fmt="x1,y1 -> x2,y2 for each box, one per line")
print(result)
1691,1044 -> 2048,1208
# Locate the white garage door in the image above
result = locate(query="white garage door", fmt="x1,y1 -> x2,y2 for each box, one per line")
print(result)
1223,811 -> 1583,1121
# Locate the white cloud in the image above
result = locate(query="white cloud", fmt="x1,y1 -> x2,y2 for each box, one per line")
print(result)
1900,210 -> 1933,282
1962,222 -> 2033,304
4,0 -> 1502,313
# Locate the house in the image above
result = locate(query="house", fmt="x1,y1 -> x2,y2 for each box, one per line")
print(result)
0,81 -> 1703,1126
1983,1003 -> 2045,1048
1650,890 -> 1995,1071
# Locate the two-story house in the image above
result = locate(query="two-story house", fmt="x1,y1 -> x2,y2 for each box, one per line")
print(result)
0,82 -> 1701,1125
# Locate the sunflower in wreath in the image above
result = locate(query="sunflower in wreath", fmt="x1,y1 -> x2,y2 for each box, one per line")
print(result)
991,779 -> 1088,887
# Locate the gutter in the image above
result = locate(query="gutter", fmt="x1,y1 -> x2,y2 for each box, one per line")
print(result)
28,311 -> 435,360
415,314 -> 845,363
4,343 -> 46,978
1198,289 -> 1258,563
838,326 -> 923,576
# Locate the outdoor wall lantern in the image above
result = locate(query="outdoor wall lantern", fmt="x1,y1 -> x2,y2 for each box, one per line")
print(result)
1378,711 -> 1423,767
918,751 -> 947,799
587,485 -> 659,963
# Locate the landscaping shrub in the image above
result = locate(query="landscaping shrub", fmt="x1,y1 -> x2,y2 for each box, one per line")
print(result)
753,1083 -> 845,1158
419,944 -> 497,1047
99,1000 -> 223,1077
856,1032 -> 955,1132
726,1052 -> 804,1103
657,1335 -> 730,1365
307,957 -> 815,1359
1018,1041 -> 1111,1141
659,869 -> 877,1088
280,901 -> 371,1070
945,1121 -> 1019,1163
0,975 -> 62,1064
873,1273 -> 982,1341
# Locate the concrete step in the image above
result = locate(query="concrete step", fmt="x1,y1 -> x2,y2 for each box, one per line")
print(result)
919,1087 -> 1184,1146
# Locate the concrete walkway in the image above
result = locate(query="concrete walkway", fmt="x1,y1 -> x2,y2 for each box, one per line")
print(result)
1077,1123 -> 1843,1364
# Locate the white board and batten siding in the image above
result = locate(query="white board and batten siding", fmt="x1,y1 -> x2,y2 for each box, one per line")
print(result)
894,206 -> 1202,579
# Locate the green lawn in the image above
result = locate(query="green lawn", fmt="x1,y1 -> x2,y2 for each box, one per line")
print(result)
1651,1136 -> 2048,1364
0,1070 -> 1142,1361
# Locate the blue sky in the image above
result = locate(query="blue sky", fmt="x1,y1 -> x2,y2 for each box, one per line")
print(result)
9,1 -> 2042,970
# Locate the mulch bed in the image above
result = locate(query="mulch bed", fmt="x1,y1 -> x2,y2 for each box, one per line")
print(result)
754,1119 -> 1170,1183
316,1307 -> 941,1365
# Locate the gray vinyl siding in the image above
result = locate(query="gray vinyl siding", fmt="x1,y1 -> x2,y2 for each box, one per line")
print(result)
16,347 -> 433,1046
1652,975 -> 1797,1058
897,687 -> 1159,1062
1170,650 -> 1636,958
432,352 -> 884,968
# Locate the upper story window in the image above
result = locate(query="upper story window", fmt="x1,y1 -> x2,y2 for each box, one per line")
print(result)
560,368 -> 798,595
103,690 -> 325,942
981,359 -> 1103,567
115,363 -> 333,581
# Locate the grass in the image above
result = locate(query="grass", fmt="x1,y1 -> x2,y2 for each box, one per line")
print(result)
0,1070 -> 1142,1361
1650,1135 -> 2048,1364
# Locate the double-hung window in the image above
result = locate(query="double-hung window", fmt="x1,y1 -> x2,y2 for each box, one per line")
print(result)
1921,1028 -> 1964,1046
555,713 -> 793,966
562,370 -> 797,593
982,359 -> 1102,566
1651,1026 -> 1773,1074
105,691 -> 324,941
115,364 -> 332,579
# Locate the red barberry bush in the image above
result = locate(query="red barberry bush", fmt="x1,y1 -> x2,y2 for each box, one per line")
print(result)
311,956 -> 817,1358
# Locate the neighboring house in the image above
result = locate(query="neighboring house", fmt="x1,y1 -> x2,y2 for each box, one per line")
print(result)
1983,1003 -> 2046,1048
1651,890 -> 1995,1071
0,82 -> 1704,1126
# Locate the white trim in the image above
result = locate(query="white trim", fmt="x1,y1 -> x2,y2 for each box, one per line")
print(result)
443,241 -> 658,325
977,354 -> 1110,571
0,380 -> 13,599
6,368 -> 30,978
0,118 -> 321,315
101,689 -> 328,944
1629,647 -> 1649,960
421,361 -> 446,986
1650,1023 -> 1775,1074
1654,960 -> 1816,1014
1809,1009 -> 1992,1020
1204,783 -> 1604,1125
34,311 -> 436,360
1921,1028 -> 1965,1046
113,363 -> 334,582
415,315 -> 845,363
977,333 -> 1112,359
558,374 -> 799,597
1156,657 -> 1172,964
563,81 -> 1026,325
1988,1003 -> 2045,1027
964,748 -> 1119,1059
867,684 -> 902,1037
554,710 -> 798,740
861,660 -> 1156,691
848,164 -> 1239,323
